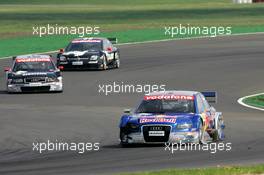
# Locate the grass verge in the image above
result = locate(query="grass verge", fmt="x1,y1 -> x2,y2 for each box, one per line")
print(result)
1,25 -> 264,58
118,164 -> 264,175
243,94 -> 264,109
0,0 -> 264,58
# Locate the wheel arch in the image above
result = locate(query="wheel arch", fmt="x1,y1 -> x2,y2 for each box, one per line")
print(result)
214,112 -> 223,130
119,115 -> 131,128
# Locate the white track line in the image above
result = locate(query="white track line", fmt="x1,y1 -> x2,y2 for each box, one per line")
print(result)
1,32 -> 264,60
237,93 -> 264,111
0,50 -> 57,60
2,32 -> 264,113
116,31 -> 264,46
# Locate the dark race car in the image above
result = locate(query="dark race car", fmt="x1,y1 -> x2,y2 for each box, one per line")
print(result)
57,37 -> 120,70
4,54 -> 63,93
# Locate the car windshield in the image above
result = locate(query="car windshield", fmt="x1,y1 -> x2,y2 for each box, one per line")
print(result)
136,99 -> 195,114
65,42 -> 102,52
13,61 -> 55,72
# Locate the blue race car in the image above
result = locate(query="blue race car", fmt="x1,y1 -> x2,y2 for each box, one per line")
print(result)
119,91 -> 225,145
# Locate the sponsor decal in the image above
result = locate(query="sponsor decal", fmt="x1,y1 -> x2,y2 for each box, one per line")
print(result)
149,131 -> 165,136
16,58 -> 50,62
22,72 -> 48,76
144,95 -> 194,100
140,117 -> 176,123
72,39 -> 101,43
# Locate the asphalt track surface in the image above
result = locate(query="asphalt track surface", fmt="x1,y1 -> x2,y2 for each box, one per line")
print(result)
0,34 -> 264,175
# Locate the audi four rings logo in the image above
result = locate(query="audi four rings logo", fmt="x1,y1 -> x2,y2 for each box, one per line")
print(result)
150,126 -> 163,131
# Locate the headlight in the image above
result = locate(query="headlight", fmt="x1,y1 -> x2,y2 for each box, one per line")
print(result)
11,78 -> 24,84
127,123 -> 139,129
60,56 -> 66,61
177,123 -> 192,129
90,55 -> 99,61
7,79 -> 12,84
46,77 -> 59,82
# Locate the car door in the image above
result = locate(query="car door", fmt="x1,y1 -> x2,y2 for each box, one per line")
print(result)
196,94 -> 210,130
103,39 -> 115,62
200,93 -> 216,129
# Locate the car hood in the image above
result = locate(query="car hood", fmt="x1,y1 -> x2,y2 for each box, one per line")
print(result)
10,71 -> 59,78
62,50 -> 101,57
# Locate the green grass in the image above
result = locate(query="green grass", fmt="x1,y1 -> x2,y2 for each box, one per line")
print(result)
119,164 -> 264,175
1,2 -> 264,37
1,25 -> 264,58
0,0 -> 264,57
243,94 -> 264,109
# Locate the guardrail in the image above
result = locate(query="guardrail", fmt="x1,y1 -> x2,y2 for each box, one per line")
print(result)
233,0 -> 252,3
233,0 -> 264,3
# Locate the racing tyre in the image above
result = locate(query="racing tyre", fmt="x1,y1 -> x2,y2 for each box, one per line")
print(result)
119,129 -> 129,147
212,117 -> 224,142
198,120 -> 206,144
7,91 -> 12,94
101,56 -> 107,70
114,53 -> 120,69
6,85 -> 13,94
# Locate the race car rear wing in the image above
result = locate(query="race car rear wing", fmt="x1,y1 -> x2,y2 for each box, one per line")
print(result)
201,91 -> 217,103
108,38 -> 118,44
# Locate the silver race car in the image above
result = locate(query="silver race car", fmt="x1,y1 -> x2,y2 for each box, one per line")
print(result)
5,54 -> 63,93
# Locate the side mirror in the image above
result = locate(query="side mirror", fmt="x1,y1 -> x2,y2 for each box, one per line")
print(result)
205,106 -> 215,116
205,108 -> 211,116
4,67 -> 11,72
59,48 -> 64,53
112,47 -> 117,51
106,47 -> 112,52
123,108 -> 131,114
58,66 -> 64,71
